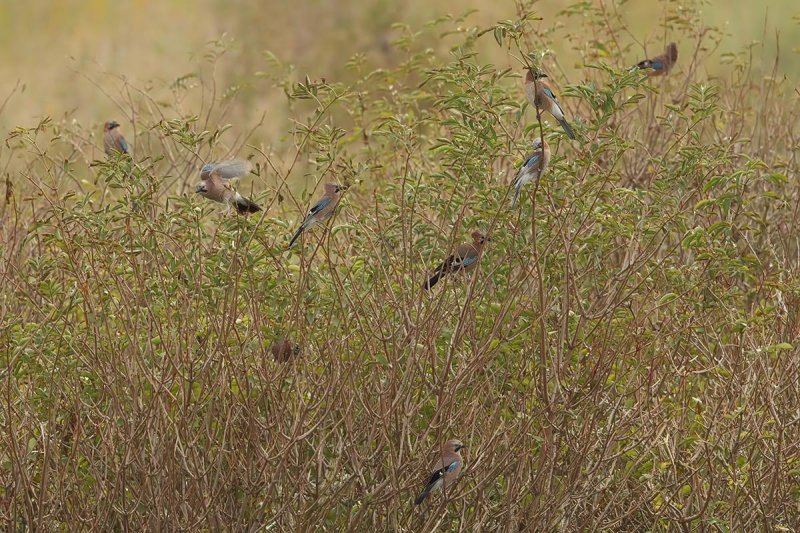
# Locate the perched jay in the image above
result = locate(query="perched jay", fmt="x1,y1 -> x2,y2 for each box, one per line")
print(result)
635,42 -> 678,76
271,339 -> 301,363
103,120 -> 129,156
511,137 -> 551,208
523,70 -> 575,140
195,159 -> 262,215
423,230 -> 489,290
288,183 -> 347,248
414,439 -> 466,505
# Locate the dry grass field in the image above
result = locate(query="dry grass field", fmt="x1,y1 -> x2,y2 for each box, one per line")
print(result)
1,0 -> 800,530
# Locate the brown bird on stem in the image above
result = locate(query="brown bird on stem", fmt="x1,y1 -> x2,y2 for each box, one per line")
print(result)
423,230 -> 490,290
634,42 -> 678,77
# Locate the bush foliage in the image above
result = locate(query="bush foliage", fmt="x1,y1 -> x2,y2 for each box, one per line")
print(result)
1,3 -> 799,531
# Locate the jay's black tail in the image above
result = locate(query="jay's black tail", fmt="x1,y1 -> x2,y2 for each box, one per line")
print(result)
424,265 -> 446,291
556,117 -> 575,140
288,225 -> 305,248
234,196 -> 262,215
511,186 -> 522,208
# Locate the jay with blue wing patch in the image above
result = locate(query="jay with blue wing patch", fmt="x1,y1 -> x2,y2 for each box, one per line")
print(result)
511,136 -> 551,208
524,69 -> 576,140
635,42 -> 678,77
103,120 -> 129,156
423,230 -> 490,291
195,159 -> 262,215
288,183 -> 347,248
415,439 -> 466,505
271,338 -> 301,363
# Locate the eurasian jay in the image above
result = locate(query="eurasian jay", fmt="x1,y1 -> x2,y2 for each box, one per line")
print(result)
511,137 -> 551,208
523,70 -> 575,140
414,439 -> 466,505
423,231 -> 489,290
634,42 -> 678,76
103,120 -> 129,156
288,183 -> 347,248
271,339 -> 301,363
195,159 -> 262,214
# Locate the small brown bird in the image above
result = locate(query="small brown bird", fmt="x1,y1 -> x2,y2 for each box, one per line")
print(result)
103,120 -> 129,156
511,137 -> 551,208
523,70 -> 575,140
415,439 -> 466,505
288,183 -> 347,248
634,42 -> 678,76
424,230 -> 490,290
271,339 -> 300,363
195,159 -> 262,215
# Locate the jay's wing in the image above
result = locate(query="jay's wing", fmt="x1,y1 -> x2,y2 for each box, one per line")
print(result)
211,159 -> 252,180
450,247 -> 479,273
423,459 -> 460,489
308,196 -> 332,217
542,86 -> 558,100
523,151 -> 541,170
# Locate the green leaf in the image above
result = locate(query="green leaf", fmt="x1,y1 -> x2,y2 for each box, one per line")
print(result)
765,343 -> 793,352
493,27 -> 504,47
657,293 -> 678,306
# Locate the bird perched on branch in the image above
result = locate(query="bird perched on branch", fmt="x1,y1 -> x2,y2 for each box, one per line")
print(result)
634,42 -> 678,77
195,159 -> 262,214
524,70 -> 575,140
103,120 -> 129,156
288,183 -> 347,248
271,338 -> 301,363
414,439 -> 466,505
511,137 -> 551,208
423,230 -> 489,290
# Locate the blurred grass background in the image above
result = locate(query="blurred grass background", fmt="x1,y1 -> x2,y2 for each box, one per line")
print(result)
0,0 -> 797,135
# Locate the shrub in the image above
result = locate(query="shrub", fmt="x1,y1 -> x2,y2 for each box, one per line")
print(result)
1,3 -> 799,531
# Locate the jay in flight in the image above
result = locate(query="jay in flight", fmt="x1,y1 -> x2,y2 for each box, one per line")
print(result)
195,159 -> 262,214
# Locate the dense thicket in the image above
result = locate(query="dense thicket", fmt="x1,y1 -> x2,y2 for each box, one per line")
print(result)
2,6 -> 798,531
